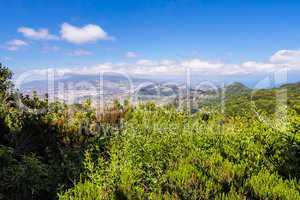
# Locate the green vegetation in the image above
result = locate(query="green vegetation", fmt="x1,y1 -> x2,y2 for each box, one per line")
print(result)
0,63 -> 299,199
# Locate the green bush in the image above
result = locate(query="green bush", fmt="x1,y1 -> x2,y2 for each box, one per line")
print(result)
60,105 -> 300,199
0,146 -> 52,199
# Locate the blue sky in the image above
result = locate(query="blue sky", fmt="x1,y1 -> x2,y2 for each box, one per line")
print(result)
1,0 -> 300,82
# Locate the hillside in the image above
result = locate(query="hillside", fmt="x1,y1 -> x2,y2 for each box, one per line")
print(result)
0,64 -> 300,199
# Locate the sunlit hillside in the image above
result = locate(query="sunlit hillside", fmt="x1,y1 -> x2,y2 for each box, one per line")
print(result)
1,64 -> 299,199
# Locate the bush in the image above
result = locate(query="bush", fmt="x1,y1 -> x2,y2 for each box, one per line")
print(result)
60,106 -> 300,199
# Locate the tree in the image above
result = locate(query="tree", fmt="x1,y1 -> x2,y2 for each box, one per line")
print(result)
0,63 -> 15,145
0,63 -> 13,96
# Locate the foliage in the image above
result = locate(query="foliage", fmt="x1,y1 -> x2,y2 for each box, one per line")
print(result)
60,104 -> 300,199
0,63 -> 300,199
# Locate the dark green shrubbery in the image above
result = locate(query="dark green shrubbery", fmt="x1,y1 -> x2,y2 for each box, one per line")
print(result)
0,64 -> 125,199
0,146 -> 51,199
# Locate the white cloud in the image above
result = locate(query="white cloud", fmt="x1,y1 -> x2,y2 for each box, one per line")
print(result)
125,51 -> 137,58
136,59 -> 157,66
15,49 -> 300,81
240,61 -> 278,73
18,27 -> 58,40
160,59 -> 175,65
6,39 -> 28,46
270,49 -> 300,67
182,59 -> 224,71
60,23 -> 112,44
68,49 -> 92,56
5,39 -> 28,51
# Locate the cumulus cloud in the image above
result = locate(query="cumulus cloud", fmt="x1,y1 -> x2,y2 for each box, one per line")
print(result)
136,59 -> 157,66
15,49 -> 300,81
240,61 -> 278,73
125,51 -> 137,58
18,27 -> 59,40
5,39 -> 28,51
160,60 -> 176,65
60,23 -> 113,44
270,49 -> 300,67
68,49 -> 93,56
15,64 -> 114,84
